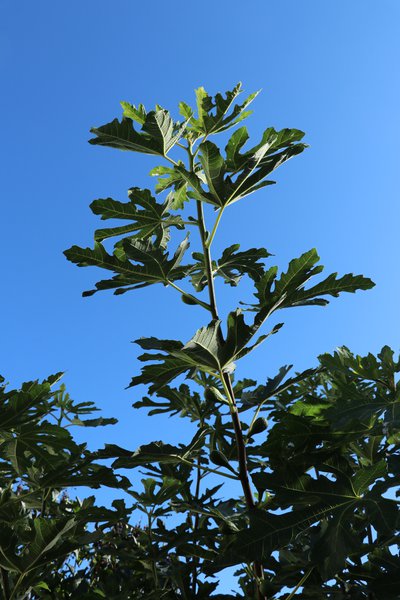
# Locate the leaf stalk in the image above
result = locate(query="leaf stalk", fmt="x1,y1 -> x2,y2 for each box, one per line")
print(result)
167,280 -> 212,312
205,206 -> 225,249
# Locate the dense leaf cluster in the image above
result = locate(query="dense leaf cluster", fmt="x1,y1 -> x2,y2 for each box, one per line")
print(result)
2,348 -> 399,598
0,374 -> 138,598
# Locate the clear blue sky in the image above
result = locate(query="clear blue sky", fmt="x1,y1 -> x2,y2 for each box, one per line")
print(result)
1,0 -> 399,524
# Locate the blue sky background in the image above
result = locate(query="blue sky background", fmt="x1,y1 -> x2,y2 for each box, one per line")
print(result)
1,0 -> 400,589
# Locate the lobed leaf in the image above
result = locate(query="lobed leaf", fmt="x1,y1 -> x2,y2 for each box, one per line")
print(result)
246,249 -> 374,321
181,82 -> 259,137
64,236 -> 191,297
91,187 -> 184,248
190,244 -> 271,291
90,108 -> 187,157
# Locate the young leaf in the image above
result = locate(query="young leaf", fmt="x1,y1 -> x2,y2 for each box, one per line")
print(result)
151,162 -> 208,206
120,101 -> 147,124
184,82 -> 259,137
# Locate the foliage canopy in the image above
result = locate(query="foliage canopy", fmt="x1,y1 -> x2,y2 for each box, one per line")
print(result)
2,83 -> 398,599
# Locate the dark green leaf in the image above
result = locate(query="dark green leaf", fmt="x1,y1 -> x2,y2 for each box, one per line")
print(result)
247,249 -> 374,318
90,108 -> 187,157
190,244 -> 270,291
91,187 -> 184,247
111,431 -> 207,470
64,236 -> 190,296
130,311 -> 283,393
